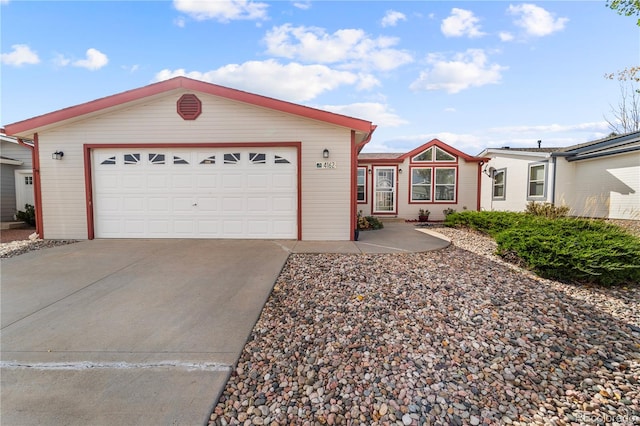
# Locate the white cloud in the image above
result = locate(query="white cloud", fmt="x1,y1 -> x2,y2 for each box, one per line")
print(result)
1,44 -> 40,66
293,1 -> 311,10
488,121 -> 609,134
381,10 -> 407,28
264,24 -> 413,71
499,31 -> 514,42
441,8 -> 486,38
410,49 -> 507,94
1,0 -> 10,5
73,48 -> 108,70
320,102 -> 408,127
507,4 -> 568,37
174,16 -> 186,27
53,53 -> 71,67
121,64 -> 140,73
444,107 -> 456,113
173,0 -> 268,23
154,59 -> 374,102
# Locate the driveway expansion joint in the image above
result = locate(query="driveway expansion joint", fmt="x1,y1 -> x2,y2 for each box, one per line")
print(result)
0,361 -> 232,372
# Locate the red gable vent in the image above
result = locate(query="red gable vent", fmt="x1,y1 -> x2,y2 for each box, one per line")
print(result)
177,94 -> 202,120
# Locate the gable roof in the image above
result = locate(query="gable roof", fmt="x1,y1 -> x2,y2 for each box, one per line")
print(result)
4,76 -> 376,138
359,139 -> 487,163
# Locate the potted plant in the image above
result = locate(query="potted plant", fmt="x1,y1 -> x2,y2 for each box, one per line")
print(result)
418,208 -> 430,222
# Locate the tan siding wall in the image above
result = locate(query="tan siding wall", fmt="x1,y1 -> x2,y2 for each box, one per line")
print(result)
36,90 -> 354,240
556,153 -> 640,219
359,157 -> 480,222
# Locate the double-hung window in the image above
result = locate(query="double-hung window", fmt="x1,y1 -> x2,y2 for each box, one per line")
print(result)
527,163 -> 547,199
492,169 -> 506,200
410,167 -> 456,202
411,168 -> 432,201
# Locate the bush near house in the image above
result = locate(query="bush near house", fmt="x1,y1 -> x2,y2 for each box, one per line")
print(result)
445,211 -> 640,286
16,204 -> 36,226
358,212 -> 384,230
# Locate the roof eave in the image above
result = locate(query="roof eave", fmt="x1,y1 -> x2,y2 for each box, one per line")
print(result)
4,76 -> 375,137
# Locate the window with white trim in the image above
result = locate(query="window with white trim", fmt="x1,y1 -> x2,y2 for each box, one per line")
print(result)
492,169 -> 506,200
434,168 -> 456,201
411,168 -> 432,201
527,163 -> 546,199
357,167 -> 367,203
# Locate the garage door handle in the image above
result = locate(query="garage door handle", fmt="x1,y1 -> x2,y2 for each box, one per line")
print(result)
192,203 -> 198,206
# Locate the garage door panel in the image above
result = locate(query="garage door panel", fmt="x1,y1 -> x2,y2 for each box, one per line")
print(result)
147,175 -> 169,189
196,197 -> 218,211
222,174 -> 243,189
93,147 -> 297,239
122,175 -> 144,189
247,197 -> 268,211
222,198 -> 244,212
196,174 -> 217,189
121,197 -> 145,212
172,175 -> 194,190
148,198 -> 170,212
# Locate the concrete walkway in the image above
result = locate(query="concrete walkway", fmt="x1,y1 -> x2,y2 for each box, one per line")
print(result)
0,223 -> 448,426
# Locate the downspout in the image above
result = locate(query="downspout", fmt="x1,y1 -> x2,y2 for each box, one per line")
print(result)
550,155 -> 557,205
17,133 -> 44,238
351,126 -> 377,240
477,161 -> 483,211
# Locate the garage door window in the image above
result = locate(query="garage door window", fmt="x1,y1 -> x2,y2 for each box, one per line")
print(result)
224,153 -> 241,164
101,156 -> 116,165
250,153 -> 266,164
174,156 -> 189,165
124,153 -> 140,165
275,155 -> 290,164
200,155 -> 216,165
149,153 -> 165,164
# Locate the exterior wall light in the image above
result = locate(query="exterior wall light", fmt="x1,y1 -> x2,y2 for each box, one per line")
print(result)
322,148 -> 330,159
52,151 -> 64,160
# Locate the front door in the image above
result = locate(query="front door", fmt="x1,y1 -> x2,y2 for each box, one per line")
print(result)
14,170 -> 34,212
373,167 -> 396,214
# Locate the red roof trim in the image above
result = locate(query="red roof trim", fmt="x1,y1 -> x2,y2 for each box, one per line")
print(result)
5,76 -> 374,136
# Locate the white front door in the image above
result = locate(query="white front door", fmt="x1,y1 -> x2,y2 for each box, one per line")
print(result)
14,170 -> 34,211
92,147 -> 297,239
373,167 -> 396,214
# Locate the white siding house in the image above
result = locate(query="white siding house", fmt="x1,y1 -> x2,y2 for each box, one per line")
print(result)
358,139 -> 486,221
479,131 -> 640,220
4,77 -> 376,240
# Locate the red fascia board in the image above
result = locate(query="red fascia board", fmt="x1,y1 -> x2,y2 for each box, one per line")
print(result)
357,158 -> 403,164
5,76 -> 374,136
402,138 -> 487,163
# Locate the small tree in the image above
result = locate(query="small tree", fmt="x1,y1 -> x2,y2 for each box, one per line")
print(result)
606,0 -> 640,26
604,66 -> 640,134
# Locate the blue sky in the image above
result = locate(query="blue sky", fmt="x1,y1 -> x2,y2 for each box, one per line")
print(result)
1,1 -> 638,155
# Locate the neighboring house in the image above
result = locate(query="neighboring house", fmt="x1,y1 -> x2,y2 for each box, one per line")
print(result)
479,131 -> 640,220
357,139 -> 488,221
0,132 -> 34,221
4,77 -> 376,240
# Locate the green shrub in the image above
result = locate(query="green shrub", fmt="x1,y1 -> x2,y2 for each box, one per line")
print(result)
16,204 -> 36,226
525,201 -> 570,218
357,213 -> 384,230
446,211 -> 640,286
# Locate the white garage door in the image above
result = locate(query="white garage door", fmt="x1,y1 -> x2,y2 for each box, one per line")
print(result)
92,147 -> 297,239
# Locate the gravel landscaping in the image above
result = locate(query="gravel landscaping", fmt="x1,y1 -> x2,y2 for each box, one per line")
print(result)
209,227 -> 639,426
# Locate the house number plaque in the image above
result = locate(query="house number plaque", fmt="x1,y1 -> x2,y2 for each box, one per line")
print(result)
316,161 -> 337,169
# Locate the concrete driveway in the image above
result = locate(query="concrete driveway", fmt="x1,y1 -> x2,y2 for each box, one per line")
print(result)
1,239 -> 291,426
1,224 -> 448,425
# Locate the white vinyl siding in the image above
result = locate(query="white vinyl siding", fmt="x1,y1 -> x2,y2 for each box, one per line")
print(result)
34,90 -> 355,240
555,153 -> 640,220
